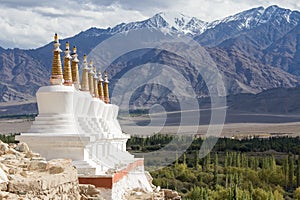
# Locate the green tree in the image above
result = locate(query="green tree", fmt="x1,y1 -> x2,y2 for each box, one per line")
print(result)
213,186 -> 230,200
241,153 -> 248,168
294,187 -> 300,200
289,154 -> 294,188
195,152 -> 200,170
183,153 -> 187,167
267,191 -> 274,200
186,186 -> 202,200
252,188 -> 268,200
236,152 -> 241,168
225,151 -> 229,168
270,155 -> 276,171
297,157 -> 300,187
249,181 -> 254,200
283,156 -> 289,189
233,182 -> 238,200
229,152 -> 233,167
213,153 -> 219,189
273,188 -> 284,200
175,153 -> 179,167
204,152 -> 211,172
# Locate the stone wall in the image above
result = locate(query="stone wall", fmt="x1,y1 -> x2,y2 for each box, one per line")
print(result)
0,141 -> 102,200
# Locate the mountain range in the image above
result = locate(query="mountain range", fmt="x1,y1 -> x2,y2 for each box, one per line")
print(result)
1,5 -> 300,114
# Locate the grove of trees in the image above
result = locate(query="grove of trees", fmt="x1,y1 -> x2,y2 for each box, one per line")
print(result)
127,135 -> 300,199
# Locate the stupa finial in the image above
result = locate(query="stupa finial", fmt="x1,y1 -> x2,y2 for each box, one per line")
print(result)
103,71 -> 110,104
50,33 -> 63,85
88,60 -> 95,96
98,70 -> 104,101
80,54 -> 89,91
93,67 -> 99,98
63,41 -> 73,86
71,46 -> 80,90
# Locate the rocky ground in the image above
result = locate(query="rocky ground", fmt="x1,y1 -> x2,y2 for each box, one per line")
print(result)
125,187 -> 181,200
0,141 -> 102,200
0,140 -> 181,200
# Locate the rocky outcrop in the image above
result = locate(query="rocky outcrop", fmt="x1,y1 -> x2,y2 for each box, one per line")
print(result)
125,186 -> 181,200
79,184 -> 103,200
0,141 -> 102,200
0,49 -> 49,102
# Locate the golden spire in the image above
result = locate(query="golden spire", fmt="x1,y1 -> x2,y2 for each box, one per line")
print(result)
50,33 -> 63,85
97,70 -> 104,101
93,67 -> 99,98
71,46 -> 80,90
80,54 -> 89,91
103,71 -> 110,104
63,42 -> 73,86
88,60 -> 95,96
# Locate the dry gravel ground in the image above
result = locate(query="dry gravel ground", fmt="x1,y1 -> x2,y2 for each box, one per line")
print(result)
121,122 -> 300,137
0,119 -> 33,134
0,117 -> 300,138
120,117 -> 300,137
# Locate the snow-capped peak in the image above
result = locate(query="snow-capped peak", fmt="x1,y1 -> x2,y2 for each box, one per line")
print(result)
86,5 -> 300,38
156,12 -> 208,35
157,12 -> 192,29
208,5 -> 298,30
108,12 -> 208,35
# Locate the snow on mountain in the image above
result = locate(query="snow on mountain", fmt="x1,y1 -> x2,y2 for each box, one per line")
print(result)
194,5 -> 300,47
108,12 -> 207,35
81,5 -> 300,40
157,12 -> 208,35
109,13 -> 168,34
208,5 -> 299,31
2,5 -> 300,104
99,5 -> 300,42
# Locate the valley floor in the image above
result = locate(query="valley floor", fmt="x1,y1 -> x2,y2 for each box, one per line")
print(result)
0,118 -> 32,134
121,120 -> 300,138
1,112 -> 300,138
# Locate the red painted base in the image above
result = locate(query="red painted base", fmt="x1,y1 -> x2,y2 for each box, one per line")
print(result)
78,159 -> 144,189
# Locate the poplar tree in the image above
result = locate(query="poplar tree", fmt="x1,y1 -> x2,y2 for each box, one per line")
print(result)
283,156 -> 289,189
289,154 -> 294,188
213,153 -> 218,189
297,157 -> 300,187
194,152 -> 200,170
204,152 -> 211,172
225,151 -> 229,168
237,152 -> 241,168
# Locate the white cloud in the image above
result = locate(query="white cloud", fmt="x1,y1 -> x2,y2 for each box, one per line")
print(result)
0,2 -> 147,49
0,0 -> 299,49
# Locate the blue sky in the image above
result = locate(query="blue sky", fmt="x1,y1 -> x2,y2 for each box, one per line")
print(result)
0,0 -> 299,49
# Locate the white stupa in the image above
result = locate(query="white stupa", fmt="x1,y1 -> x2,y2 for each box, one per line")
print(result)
16,34 -> 152,200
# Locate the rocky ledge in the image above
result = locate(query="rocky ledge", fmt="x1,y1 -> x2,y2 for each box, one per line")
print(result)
0,141 -> 102,200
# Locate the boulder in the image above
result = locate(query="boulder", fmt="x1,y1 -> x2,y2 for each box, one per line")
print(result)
0,182 -> 7,191
15,142 -> 29,153
6,148 -> 22,157
162,189 -> 181,200
0,167 -> 8,183
25,151 -> 40,159
154,186 -> 161,193
27,160 -> 48,171
0,163 -> 9,174
47,159 -> 72,174
49,165 -> 64,174
0,142 -> 9,155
